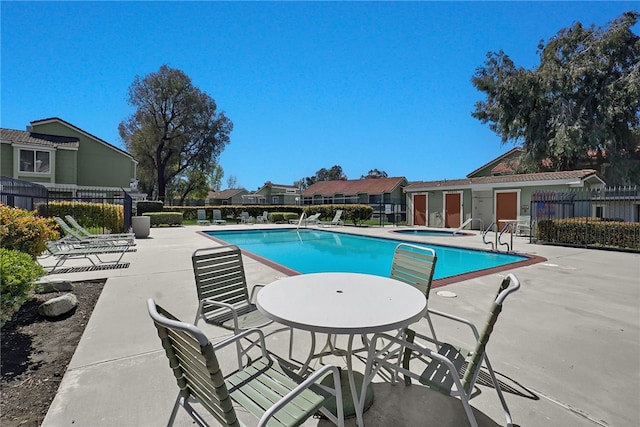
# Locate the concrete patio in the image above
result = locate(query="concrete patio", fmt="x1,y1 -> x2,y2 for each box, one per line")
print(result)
38,224 -> 640,426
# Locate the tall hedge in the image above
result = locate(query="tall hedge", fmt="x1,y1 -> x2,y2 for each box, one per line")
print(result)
537,218 -> 640,250
38,201 -> 125,233
160,204 -> 374,226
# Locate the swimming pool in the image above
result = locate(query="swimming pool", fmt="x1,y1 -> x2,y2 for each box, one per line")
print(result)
204,229 -> 531,281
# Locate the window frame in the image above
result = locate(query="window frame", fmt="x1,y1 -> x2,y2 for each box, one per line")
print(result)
19,148 -> 51,174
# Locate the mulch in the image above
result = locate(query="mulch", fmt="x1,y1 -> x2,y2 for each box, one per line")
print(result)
0,279 -> 106,427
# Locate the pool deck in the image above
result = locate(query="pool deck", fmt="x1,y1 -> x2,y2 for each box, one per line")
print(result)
38,224 -> 640,427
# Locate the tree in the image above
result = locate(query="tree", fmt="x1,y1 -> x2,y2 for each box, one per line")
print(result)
471,11 -> 640,185
119,65 -> 233,201
300,165 -> 347,188
209,164 -> 224,191
226,174 -> 238,189
168,167 -> 211,205
361,169 -> 388,179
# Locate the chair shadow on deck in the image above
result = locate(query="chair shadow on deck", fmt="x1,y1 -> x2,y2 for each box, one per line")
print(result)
316,381 -> 504,427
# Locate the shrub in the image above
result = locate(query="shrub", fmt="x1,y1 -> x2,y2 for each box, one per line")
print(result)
0,248 -> 46,325
143,212 -> 183,226
0,204 -> 59,259
38,201 -> 125,233
136,201 -> 164,215
536,217 -> 640,250
270,212 -> 299,223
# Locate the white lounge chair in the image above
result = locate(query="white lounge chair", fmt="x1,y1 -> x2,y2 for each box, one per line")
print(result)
65,215 -> 135,241
257,211 -> 269,223
240,211 -> 255,224
212,209 -> 226,225
196,209 -> 210,226
44,239 -> 132,273
55,217 -> 134,246
321,210 -> 344,227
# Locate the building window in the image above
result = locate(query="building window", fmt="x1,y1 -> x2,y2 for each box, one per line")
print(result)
272,196 -> 279,204
594,205 -> 605,218
19,149 -> 50,173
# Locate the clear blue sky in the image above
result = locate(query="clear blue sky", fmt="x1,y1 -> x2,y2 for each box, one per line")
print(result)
2,1 -> 637,191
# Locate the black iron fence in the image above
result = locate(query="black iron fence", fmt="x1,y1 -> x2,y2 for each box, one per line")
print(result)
0,177 -> 133,234
531,186 -> 640,251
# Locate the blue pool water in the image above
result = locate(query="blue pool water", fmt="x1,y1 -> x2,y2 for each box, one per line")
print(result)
205,229 -> 527,279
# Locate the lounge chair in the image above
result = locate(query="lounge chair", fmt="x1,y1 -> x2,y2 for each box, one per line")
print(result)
55,216 -> 134,246
65,215 -> 135,241
321,209 -> 344,227
147,299 -> 345,427
290,212 -> 322,226
240,211 -> 255,224
360,273 -> 521,427
256,211 -> 269,223
196,209 -> 211,226
43,239 -> 132,273
192,245 -> 289,366
212,209 -> 226,225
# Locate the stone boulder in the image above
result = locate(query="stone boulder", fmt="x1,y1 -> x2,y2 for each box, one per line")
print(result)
38,293 -> 78,318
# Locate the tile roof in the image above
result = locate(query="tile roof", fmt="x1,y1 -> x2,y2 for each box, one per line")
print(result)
207,188 -> 247,199
405,170 -> 601,191
466,147 -> 523,177
0,128 -> 80,148
302,177 -> 407,196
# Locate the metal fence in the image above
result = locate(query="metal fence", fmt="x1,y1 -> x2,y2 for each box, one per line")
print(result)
0,176 -> 48,210
0,177 -> 133,233
531,186 -> 640,251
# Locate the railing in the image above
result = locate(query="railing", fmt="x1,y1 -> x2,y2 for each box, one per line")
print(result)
497,222 -> 514,252
531,185 -> 639,251
454,217 -> 484,235
482,222 -> 496,251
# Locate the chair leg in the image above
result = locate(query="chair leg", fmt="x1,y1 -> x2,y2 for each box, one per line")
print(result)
482,356 -> 514,427
167,394 -> 182,427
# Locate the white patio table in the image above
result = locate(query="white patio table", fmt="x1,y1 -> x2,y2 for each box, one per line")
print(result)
256,272 -> 428,426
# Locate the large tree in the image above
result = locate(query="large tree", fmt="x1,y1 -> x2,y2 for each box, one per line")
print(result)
361,169 -> 388,179
119,65 -> 233,201
297,165 -> 347,189
472,11 -> 640,185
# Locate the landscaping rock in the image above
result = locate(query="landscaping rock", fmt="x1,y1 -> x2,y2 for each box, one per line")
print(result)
38,293 -> 78,318
36,281 -> 74,294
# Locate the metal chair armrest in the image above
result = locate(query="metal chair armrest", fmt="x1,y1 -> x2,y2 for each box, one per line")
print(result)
195,297 -> 241,328
248,283 -> 266,304
258,364 -> 343,427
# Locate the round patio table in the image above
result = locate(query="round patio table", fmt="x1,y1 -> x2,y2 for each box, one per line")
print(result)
256,272 -> 428,426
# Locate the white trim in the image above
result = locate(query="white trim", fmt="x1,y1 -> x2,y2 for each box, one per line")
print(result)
11,142 -> 78,151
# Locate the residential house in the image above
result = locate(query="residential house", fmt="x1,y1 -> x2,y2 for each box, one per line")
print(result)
206,188 -> 248,205
242,182 -> 300,205
0,117 -> 138,198
404,148 -> 606,230
302,177 -> 408,219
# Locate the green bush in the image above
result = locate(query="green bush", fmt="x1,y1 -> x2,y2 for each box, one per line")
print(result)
0,204 -> 59,259
136,201 -> 164,215
536,217 -> 640,250
270,212 -> 299,223
0,248 -> 46,325
39,201 -> 125,234
143,212 -> 183,226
